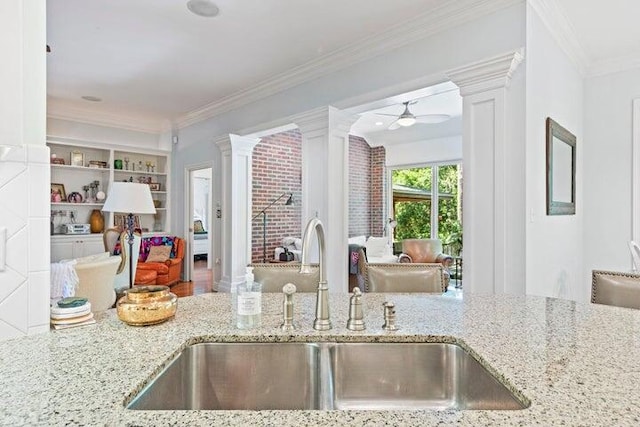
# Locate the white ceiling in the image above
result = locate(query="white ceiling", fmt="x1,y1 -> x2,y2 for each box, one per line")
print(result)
555,0 -> 640,64
46,0 -> 441,130
46,0 -> 640,134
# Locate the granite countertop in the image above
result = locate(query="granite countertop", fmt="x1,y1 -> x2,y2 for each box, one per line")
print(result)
1,292 -> 639,426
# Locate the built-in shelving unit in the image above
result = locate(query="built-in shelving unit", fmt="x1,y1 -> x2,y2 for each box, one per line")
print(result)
48,138 -> 171,262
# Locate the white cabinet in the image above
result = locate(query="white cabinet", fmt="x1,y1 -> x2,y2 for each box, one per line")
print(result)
51,235 -> 105,262
48,139 -> 172,257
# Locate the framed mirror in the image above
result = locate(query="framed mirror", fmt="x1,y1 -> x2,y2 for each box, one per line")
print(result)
546,117 -> 576,215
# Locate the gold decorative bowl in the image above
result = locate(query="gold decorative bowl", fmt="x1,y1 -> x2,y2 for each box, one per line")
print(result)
117,285 -> 177,326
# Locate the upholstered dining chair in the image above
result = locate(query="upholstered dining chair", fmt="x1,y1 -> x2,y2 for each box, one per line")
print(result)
363,262 -> 446,293
591,270 -> 640,310
249,263 -> 319,292
74,254 -> 120,311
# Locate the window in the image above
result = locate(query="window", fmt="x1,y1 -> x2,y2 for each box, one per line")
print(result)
392,163 -> 462,255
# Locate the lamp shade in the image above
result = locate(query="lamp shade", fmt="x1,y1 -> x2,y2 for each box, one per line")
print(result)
102,182 -> 157,214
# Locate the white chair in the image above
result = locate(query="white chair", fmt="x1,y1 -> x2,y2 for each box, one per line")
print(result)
74,254 -> 121,311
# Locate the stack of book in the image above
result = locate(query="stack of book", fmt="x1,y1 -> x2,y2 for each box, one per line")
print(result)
50,297 -> 95,330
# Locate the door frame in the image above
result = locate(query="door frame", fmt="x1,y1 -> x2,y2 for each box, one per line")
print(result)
183,162 -> 214,282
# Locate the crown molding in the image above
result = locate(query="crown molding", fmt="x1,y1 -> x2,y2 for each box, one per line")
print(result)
47,98 -> 169,135
527,0 -> 589,75
588,53 -> 640,78
446,49 -> 524,96
175,0 -> 521,129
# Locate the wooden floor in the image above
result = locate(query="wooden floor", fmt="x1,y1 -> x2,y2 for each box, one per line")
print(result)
171,259 -> 213,298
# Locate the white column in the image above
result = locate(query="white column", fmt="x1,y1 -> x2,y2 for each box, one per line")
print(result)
446,49 -> 524,294
214,134 -> 260,292
293,107 -> 357,292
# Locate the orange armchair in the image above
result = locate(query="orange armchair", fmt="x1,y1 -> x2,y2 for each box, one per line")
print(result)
135,236 -> 185,287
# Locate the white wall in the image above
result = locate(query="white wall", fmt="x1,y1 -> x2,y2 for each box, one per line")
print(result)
583,69 -> 640,277
171,140 -> 222,286
525,4 -> 585,301
172,3 -> 526,282
0,0 -> 49,340
384,136 -> 462,168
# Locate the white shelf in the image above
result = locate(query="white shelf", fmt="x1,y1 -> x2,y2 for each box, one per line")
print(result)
48,140 -> 171,262
113,169 -> 167,176
51,164 -> 110,172
51,202 -> 105,207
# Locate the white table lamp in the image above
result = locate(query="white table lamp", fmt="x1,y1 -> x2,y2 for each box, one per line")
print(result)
102,182 -> 157,288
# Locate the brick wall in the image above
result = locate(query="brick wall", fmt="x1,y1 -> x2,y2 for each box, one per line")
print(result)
251,130 -> 302,263
348,136 -> 386,237
349,135 -> 371,236
252,130 -> 386,262
370,146 -> 386,237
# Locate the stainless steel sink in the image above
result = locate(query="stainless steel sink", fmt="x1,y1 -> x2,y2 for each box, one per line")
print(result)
127,343 -> 322,410
328,342 -> 527,410
127,341 -> 528,411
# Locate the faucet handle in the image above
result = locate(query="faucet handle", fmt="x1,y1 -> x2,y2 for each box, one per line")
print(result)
280,283 -> 297,332
382,301 -> 398,331
346,288 -> 365,331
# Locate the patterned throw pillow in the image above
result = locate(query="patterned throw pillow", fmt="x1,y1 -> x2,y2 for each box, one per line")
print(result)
145,245 -> 172,263
139,236 -> 177,262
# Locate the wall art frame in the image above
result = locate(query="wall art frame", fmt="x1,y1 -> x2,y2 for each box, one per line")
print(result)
546,117 -> 576,215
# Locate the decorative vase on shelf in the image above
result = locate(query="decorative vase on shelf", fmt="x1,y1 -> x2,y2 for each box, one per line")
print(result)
90,209 -> 104,233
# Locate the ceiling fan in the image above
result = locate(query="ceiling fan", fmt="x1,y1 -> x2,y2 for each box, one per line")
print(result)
376,101 -> 451,130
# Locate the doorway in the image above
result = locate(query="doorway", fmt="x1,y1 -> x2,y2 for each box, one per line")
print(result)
186,166 -> 213,294
391,162 -> 463,290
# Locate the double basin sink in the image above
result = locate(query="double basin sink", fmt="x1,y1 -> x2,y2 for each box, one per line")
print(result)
127,341 -> 529,411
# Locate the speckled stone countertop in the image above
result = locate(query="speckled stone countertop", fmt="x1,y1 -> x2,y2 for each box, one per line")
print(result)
1,292 -> 639,426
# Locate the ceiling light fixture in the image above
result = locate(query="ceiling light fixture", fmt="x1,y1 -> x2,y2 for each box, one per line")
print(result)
81,96 -> 102,102
187,0 -> 220,17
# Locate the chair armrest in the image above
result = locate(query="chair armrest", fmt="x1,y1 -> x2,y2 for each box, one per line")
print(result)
165,258 -> 182,267
398,253 -> 413,263
436,254 -> 453,268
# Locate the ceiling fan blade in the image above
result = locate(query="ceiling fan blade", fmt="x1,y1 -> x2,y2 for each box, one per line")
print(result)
374,113 -> 400,117
388,121 -> 401,130
416,114 -> 451,124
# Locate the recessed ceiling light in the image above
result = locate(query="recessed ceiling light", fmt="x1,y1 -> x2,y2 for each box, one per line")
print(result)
375,121 -> 384,126
187,0 -> 219,17
81,96 -> 102,102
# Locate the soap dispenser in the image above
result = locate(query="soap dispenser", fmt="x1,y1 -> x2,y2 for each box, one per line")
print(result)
237,267 -> 262,329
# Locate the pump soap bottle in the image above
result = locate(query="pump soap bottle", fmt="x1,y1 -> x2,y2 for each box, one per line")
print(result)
236,266 -> 262,329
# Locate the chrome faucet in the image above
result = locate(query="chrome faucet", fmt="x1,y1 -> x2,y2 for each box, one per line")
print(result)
299,217 -> 331,330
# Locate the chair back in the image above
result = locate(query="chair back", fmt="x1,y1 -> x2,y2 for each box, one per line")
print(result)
250,263 -> 320,292
74,254 -> 120,311
103,228 -> 121,253
401,239 -> 443,263
113,231 -> 142,290
591,270 -> 640,310
629,241 -> 640,272
364,263 -> 445,293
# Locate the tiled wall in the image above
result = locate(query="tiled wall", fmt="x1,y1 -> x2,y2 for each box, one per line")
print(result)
251,130 -> 302,263
0,145 -> 50,340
